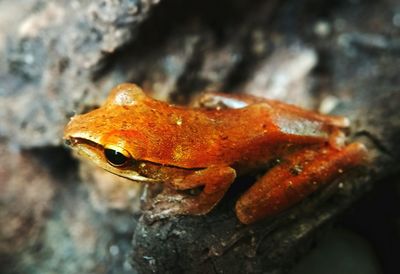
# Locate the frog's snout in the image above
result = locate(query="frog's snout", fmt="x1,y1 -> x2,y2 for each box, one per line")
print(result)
64,139 -> 72,147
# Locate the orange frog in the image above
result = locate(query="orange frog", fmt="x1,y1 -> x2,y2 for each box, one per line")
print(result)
64,83 -> 367,224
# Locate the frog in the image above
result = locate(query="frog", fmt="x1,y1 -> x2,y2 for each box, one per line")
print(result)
64,83 -> 367,224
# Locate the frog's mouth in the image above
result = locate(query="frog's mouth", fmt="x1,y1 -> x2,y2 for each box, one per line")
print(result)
64,136 -> 159,183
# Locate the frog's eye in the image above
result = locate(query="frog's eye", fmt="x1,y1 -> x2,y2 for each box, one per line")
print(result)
104,145 -> 131,167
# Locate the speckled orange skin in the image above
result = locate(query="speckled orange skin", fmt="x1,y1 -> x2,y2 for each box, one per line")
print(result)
64,83 -> 367,224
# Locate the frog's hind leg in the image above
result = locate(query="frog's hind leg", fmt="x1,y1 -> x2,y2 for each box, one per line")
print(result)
149,166 -> 236,219
190,92 -> 266,109
191,92 -> 350,129
235,142 -> 367,224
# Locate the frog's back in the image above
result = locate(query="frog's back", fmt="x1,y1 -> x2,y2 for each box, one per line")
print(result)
99,85 -> 342,169
136,101 -> 339,169
127,101 -> 286,168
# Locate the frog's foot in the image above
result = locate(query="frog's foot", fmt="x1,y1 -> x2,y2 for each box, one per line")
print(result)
146,166 -> 236,221
235,142 -> 368,224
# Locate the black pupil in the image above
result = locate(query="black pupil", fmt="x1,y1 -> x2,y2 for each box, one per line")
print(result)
104,148 -> 128,166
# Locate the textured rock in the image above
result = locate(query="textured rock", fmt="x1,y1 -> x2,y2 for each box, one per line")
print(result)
0,0 -> 160,147
0,143 -> 54,256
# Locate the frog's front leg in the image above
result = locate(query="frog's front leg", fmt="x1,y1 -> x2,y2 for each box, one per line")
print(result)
235,142 -> 367,224
149,166 -> 236,219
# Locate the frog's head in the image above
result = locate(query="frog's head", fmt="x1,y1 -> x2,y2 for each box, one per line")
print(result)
63,83 -> 159,182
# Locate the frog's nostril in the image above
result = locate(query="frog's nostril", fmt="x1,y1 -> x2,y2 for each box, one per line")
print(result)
64,139 -> 72,146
